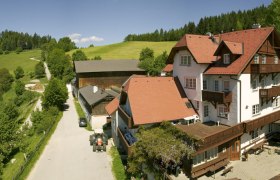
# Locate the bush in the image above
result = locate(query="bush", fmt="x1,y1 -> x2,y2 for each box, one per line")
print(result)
4,50 -> 9,54
15,47 -> 23,54
15,80 -> 25,96
0,68 -> 14,93
14,66 -> 24,79
3,103 -> 19,120
34,61 -> 45,78
94,55 -> 102,60
0,49 -> 3,55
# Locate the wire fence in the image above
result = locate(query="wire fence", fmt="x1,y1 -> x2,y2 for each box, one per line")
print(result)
12,121 -> 55,180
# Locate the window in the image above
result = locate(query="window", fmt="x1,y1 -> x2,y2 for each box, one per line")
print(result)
218,105 -> 228,118
252,104 -> 260,116
261,55 -> 266,64
273,97 -> 280,108
275,56 -> 279,64
252,78 -> 258,90
185,78 -> 196,89
193,153 -> 205,166
223,54 -> 230,64
251,129 -> 259,139
203,80 -> 208,90
180,55 -> 191,66
204,105 -> 209,117
273,76 -> 279,86
206,147 -> 218,160
260,79 -> 266,88
222,147 -> 227,153
194,101 -> 199,110
254,54 -> 259,64
214,80 -> 219,91
269,123 -> 273,133
223,81 -> 230,91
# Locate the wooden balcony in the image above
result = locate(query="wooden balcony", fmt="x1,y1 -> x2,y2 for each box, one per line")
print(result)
202,90 -> 232,107
117,127 -> 132,155
191,152 -> 229,178
259,86 -> 280,100
244,110 -> 280,132
118,106 -> 133,128
251,64 -> 280,74
197,123 -> 244,153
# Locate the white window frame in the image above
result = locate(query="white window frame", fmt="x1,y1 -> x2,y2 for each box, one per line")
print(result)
193,152 -> 205,167
254,54 -> 259,64
218,105 -> 228,118
273,97 -> 280,109
260,78 -> 266,88
203,80 -> 208,90
194,100 -> 199,110
251,78 -> 258,90
223,80 -> 230,92
223,54 -> 230,64
206,147 -> 218,161
214,80 -> 219,92
251,129 -> 259,139
261,55 -> 266,64
252,104 -> 260,116
274,56 -> 279,64
185,78 -> 196,89
180,55 -> 191,66
204,105 -> 209,117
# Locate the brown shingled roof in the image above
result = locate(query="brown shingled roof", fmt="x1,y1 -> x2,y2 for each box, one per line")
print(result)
124,76 -> 197,125
205,27 -> 274,75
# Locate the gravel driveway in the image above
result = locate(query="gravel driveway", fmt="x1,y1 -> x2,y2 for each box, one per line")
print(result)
28,92 -> 114,180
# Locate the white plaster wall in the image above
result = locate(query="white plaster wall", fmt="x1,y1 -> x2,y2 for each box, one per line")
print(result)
172,50 -> 208,118
239,74 -> 280,122
201,75 -> 239,126
240,124 -> 269,154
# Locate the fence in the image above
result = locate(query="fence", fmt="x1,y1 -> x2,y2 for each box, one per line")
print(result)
12,121 -> 55,180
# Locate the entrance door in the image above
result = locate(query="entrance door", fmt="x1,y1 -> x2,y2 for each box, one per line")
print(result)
230,138 -> 240,161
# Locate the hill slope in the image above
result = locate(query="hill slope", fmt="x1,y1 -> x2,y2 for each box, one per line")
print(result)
0,49 -> 41,74
69,41 -> 176,60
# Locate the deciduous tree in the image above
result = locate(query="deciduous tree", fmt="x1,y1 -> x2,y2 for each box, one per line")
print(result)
72,50 -> 88,61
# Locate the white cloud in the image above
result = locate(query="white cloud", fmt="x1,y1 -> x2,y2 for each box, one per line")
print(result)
68,33 -> 104,44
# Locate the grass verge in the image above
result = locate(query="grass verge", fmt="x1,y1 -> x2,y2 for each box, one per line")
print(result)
17,112 -> 63,180
73,98 -> 93,131
110,146 -> 128,180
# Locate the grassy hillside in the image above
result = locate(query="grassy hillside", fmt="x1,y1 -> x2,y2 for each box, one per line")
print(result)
68,41 -> 176,60
0,49 -> 41,74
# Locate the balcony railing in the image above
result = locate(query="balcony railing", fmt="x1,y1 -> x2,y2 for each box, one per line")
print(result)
259,86 -> 280,100
202,90 -> 232,106
251,64 -> 280,74
118,106 -> 133,128
197,123 -> 244,153
244,110 -> 280,132
117,127 -> 132,155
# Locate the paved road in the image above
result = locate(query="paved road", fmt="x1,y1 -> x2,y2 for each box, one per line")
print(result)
28,92 -> 114,180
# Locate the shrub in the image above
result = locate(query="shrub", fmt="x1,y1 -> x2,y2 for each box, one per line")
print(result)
34,61 -> 45,78
15,80 -> 25,96
15,47 -> 23,54
0,49 -> 3,55
14,66 -> 24,79
94,55 -> 102,60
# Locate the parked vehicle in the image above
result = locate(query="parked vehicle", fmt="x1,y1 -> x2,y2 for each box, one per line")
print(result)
89,129 -> 108,152
79,117 -> 87,127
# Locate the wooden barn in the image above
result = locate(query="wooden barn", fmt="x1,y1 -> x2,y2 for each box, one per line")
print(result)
74,60 -> 146,89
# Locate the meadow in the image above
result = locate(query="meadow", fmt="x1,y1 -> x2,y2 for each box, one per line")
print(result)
68,41 -> 176,59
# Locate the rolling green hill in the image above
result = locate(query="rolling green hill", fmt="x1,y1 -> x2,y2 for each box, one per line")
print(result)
68,41 -> 176,60
0,49 -> 41,74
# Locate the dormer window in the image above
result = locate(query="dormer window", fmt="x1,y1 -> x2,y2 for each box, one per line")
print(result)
261,55 -> 266,64
274,56 -> 279,64
254,54 -> 259,64
180,55 -> 191,66
223,54 -> 230,64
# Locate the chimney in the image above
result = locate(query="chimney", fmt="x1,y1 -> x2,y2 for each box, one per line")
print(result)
252,23 -> 261,29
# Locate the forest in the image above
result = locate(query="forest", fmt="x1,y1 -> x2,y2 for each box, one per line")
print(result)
124,4 -> 278,42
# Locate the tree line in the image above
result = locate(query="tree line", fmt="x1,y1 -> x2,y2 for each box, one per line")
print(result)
124,3 -> 279,42
0,30 -> 53,52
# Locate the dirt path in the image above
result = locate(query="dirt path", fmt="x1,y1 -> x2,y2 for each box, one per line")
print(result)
27,91 -> 114,180
29,57 -> 51,80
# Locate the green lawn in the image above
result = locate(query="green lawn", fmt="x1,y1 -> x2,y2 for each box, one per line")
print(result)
68,41 -> 176,60
0,49 -> 41,75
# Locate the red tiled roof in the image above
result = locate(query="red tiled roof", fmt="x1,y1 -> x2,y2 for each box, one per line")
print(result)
167,34 -> 219,64
105,97 -> 119,115
214,40 -> 243,55
123,76 -> 197,125
162,64 -> 173,72
205,27 -> 274,75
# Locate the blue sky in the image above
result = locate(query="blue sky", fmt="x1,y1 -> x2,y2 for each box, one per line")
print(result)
0,0 -> 272,47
